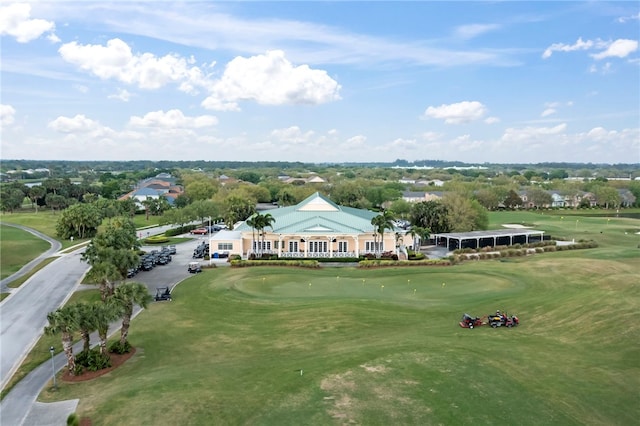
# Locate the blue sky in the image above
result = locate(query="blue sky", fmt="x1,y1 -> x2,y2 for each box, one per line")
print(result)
1,1 -> 639,164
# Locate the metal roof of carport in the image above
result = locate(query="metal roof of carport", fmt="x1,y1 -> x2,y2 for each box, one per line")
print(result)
431,228 -> 545,250
431,229 -> 545,240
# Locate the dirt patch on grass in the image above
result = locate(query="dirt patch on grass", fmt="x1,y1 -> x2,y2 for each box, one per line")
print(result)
62,347 -> 136,383
359,364 -> 387,373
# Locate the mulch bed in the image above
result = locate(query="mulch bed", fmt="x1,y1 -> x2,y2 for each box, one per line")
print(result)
61,347 -> 136,383
62,347 -> 137,426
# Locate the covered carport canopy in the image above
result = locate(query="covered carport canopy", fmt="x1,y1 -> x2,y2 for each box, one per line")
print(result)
432,229 -> 545,251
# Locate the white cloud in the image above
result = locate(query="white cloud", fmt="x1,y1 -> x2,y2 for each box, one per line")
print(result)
108,88 -> 132,102
129,109 -> 218,129
617,12 -> 640,23
484,116 -> 500,124
454,23 -> 500,40
48,114 -> 103,133
0,3 -> 56,43
450,134 -> 484,151
202,50 -> 341,111
542,37 -> 594,59
270,126 -> 315,144
73,84 -> 89,94
543,37 -> 638,61
423,101 -> 487,124
589,62 -> 613,74
541,101 -> 574,116
1,104 -> 16,127
421,131 -> 442,141
46,32 -> 60,43
501,123 -> 568,143
344,135 -> 367,149
58,38 -> 210,92
390,138 -> 419,150
590,39 -> 638,60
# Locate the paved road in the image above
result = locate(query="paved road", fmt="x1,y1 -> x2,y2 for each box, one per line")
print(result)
0,226 -> 223,425
0,249 -> 88,392
0,223 -> 62,293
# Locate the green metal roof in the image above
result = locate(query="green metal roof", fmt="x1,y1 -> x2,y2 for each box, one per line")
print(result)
236,192 -> 379,235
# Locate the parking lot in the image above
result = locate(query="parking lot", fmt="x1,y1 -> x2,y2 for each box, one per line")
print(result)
132,236 -> 229,297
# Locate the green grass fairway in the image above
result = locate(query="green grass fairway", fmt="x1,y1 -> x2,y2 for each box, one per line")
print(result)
0,225 -> 51,280
45,252 -> 639,425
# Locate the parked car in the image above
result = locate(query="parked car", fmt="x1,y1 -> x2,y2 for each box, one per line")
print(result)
190,228 -> 208,235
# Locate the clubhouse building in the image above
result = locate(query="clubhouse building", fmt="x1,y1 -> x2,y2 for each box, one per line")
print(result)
209,192 -> 402,259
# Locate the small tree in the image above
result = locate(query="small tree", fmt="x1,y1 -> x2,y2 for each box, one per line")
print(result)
94,300 -> 123,355
112,282 -> 152,348
45,306 -> 79,375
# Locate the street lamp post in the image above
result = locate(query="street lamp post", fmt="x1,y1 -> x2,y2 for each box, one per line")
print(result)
49,346 -> 57,390
208,216 -> 212,266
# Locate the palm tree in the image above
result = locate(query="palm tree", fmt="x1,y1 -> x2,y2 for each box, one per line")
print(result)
85,261 -> 121,302
112,282 -> 152,346
408,225 -> 430,252
93,301 -> 123,355
75,303 -> 97,353
246,214 -> 258,258
44,305 -> 79,375
258,213 -> 275,257
371,210 -> 395,257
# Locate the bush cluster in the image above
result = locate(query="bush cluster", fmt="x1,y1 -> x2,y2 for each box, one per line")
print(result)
144,235 -> 170,244
75,348 -> 112,372
230,260 -> 320,268
358,259 -> 452,268
165,225 -> 194,236
454,240 -> 556,255
109,340 -> 131,355
456,240 -> 598,262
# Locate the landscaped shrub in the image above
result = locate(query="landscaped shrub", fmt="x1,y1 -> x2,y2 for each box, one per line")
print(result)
109,340 -> 131,354
67,413 -> 80,426
144,235 -> 169,244
230,260 -> 320,268
165,225 -> 192,236
359,259 -> 452,268
75,348 -> 111,371
408,252 -> 425,260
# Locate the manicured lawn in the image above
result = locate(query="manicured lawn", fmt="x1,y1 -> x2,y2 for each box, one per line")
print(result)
5,208 -> 634,424
0,225 -> 51,280
42,232 -> 639,425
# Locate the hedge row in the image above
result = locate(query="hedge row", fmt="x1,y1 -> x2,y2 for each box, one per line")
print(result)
455,241 -> 598,261
230,259 -> 321,268
453,240 -> 556,254
358,259 -> 452,268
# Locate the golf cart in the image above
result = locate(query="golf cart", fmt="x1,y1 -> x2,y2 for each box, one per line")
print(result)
154,286 -> 172,301
188,261 -> 202,273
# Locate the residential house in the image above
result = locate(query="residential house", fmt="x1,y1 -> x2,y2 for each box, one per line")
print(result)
118,173 -> 183,207
401,191 -> 445,203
